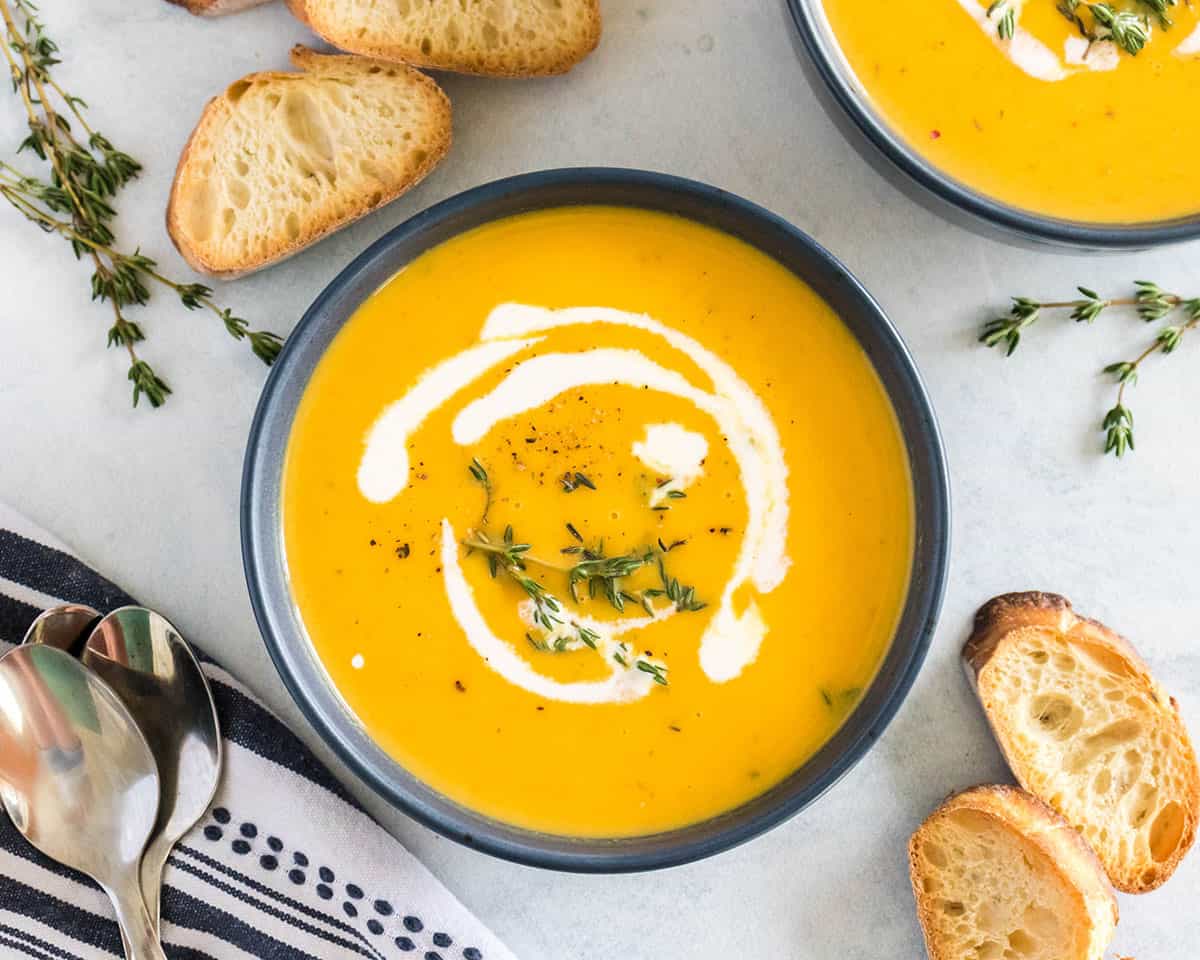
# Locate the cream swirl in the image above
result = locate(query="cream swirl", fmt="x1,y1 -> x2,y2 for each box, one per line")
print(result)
357,304 -> 791,702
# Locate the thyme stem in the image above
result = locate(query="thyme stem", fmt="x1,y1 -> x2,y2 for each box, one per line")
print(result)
463,530 -> 574,573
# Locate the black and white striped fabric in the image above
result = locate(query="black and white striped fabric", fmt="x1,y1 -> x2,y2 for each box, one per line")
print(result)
0,504 -> 516,960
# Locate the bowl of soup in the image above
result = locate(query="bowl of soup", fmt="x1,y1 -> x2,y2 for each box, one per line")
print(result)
788,0 -> 1200,247
242,168 -> 950,870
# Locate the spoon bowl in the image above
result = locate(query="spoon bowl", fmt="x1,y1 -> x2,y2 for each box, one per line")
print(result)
0,644 -> 166,959
83,606 -> 222,933
22,603 -> 100,653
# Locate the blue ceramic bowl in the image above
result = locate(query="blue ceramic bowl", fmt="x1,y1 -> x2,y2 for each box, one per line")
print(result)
786,0 -> 1200,249
241,168 -> 950,872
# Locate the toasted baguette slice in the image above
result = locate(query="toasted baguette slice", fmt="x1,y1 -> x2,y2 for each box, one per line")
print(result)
965,591 -> 1200,892
167,0 -> 269,15
285,0 -> 600,77
910,785 -> 1117,960
167,46 -> 451,278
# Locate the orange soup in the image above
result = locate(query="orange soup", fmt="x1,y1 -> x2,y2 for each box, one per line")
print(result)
282,206 -> 913,835
822,0 -> 1200,222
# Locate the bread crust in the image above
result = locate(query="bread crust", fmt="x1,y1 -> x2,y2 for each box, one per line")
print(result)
167,0 -> 270,16
283,0 -> 311,26
285,0 -> 601,78
965,592 -> 1152,685
963,591 -> 1200,892
166,45 -> 452,279
910,785 -> 1118,960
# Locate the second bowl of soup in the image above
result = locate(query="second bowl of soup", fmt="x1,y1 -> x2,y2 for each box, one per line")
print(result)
243,169 -> 949,869
790,0 -> 1200,247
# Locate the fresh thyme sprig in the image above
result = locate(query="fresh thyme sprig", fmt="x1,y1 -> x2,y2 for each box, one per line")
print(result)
463,457 -> 702,689
566,543 -> 648,610
980,282 -> 1200,457
467,526 -> 565,631
1084,1 -> 1177,57
467,459 -> 698,615
464,524 -> 663,617
466,527 -> 670,684
0,0 -> 281,407
1052,0 -> 1173,56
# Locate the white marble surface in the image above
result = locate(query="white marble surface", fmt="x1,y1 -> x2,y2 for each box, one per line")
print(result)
3,1 -> 1199,957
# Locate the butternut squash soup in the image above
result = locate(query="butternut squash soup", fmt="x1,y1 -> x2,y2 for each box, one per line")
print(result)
282,206 -> 913,836
821,0 -> 1200,222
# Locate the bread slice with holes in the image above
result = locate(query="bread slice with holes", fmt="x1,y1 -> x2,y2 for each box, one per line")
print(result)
910,786 -> 1117,960
167,0 -> 270,16
284,0 -> 601,77
167,46 -> 451,278
965,591 -> 1200,893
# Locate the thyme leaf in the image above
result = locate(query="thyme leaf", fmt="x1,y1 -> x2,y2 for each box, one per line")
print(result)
560,471 -> 596,492
468,457 -> 493,523
987,0 -> 1016,39
636,659 -> 669,686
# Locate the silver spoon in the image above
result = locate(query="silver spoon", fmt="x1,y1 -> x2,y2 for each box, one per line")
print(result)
22,603 -> 100,652
0,644 -> 167,960
83,606 -> 222,934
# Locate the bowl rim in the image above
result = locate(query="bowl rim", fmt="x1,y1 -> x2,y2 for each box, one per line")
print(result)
241,167 -> 951,872
786,0 -> 1200,249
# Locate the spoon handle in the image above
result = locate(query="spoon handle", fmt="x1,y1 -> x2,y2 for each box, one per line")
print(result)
107,875 -> 168,960
139,834 -> 170,934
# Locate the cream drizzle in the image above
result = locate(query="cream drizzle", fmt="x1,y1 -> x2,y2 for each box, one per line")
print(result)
358,304 -> 792,702
632,423 -> 709,507
954,0 -> 1068,80
478,305 -> 791,596
357,338 -> 540,504
1176,20 -> 1200,55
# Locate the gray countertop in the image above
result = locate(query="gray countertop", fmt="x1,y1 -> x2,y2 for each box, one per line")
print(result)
3,1 -> 1198,957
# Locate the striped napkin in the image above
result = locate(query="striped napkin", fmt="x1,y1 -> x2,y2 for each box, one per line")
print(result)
0,504 -> 516,960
